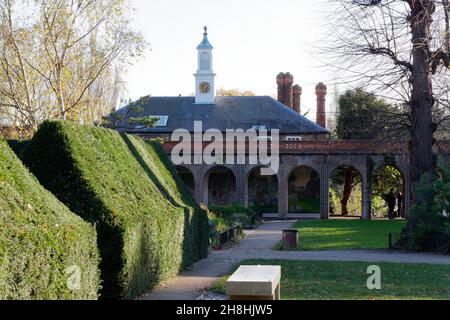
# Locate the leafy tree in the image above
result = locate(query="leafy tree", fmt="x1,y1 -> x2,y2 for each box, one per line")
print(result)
216,88 -> 256,97
372,165 -> 403,197
102,96 -> 158,129
332,89 -> 393,215
371,163 -> 404,217
336,88 -> 394,140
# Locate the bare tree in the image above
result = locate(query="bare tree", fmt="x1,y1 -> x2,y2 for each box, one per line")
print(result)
321,0 -> 450,209
0,0 -> 146,134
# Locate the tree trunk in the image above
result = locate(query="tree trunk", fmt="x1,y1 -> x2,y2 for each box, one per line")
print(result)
55,65 -> 66,120
409,1 -> 436,210
341,168 -> 353,216
444,0 -> 449,53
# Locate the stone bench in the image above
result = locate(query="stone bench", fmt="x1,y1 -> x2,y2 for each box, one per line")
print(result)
226,265 -> 281,300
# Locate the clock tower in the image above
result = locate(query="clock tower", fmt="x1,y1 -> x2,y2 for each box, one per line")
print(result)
195,26 -> 216,104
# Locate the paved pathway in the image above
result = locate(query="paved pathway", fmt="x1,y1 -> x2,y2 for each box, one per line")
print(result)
140,220 -> 450,300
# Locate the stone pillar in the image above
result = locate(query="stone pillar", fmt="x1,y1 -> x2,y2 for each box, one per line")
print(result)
362,159 -> 373,220
293,85 -> 302,114
244,179 -> 249,207
197,168 -> 207,205
320,158 -> 330,220
235,165 -> 246,205
315,82 -> 327,129
193,169 -> 203,204
278,170 -> 288,219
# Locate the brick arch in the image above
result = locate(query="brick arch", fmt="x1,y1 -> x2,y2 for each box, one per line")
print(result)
284,164 -> 321,184
329,163 -> 365,217
328,162 -> 366,178
370,155 -> 408,178
287,165 -> 321,214
244,165 -> 278,182
202,165 -> 237,206
370,159 -> 408,219
200,164 -> 237,180
245,166 -> 279,213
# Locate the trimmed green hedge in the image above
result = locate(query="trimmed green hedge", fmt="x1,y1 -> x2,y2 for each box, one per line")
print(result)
22,121 -> 208,299
0,139 -> 100,300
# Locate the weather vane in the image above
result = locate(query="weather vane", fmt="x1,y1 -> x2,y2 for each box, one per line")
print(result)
203,26 -> 208,35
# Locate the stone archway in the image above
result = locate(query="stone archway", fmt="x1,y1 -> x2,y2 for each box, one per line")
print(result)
329,165 -> 363,217
288,166 -> 321,214
371,164 -> 406,219
247,167 -> 278,213
203,166 -> 237,206
175,166 -> 195,196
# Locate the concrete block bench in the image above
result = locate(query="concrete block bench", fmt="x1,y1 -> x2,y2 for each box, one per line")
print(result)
226,265 -> 281,300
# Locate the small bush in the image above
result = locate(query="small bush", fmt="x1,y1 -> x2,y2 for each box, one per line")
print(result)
209,204 -> 255,217
230,213 -> 251,228
0,139 -> 100,300
203,204 -> 263,250
399,159 -> 450,254
208,204 -> 258,230
22,121 -> 208,299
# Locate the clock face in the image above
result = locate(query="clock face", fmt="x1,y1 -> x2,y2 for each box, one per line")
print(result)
199,81 -> 211,94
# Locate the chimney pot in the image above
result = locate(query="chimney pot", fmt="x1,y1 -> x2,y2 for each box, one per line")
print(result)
276,72 -> 295,109
293,84 -> 302,114
284,73 -> 294,109
277,73 -> 286,104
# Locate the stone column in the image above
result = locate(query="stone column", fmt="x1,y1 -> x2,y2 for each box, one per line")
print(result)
197,168 -> 207,205
320,158 -> 330,220
362,159 -> 373,220
278,169 -> 288,219
235,165 -> 246,205
193,169 -> 203,204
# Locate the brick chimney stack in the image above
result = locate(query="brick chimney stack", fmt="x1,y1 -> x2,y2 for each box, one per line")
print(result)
315,82 -> 327,128
293,84 -> 302,114
276,73 -> 286,105
284,73 -> 294,109
276,72 -> 294,109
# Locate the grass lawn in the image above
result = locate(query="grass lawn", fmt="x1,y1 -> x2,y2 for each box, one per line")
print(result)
278,219 -> 406,251
211,259 -> 450,300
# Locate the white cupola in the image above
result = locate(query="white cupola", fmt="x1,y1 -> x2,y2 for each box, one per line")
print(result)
194,26 -> 216,104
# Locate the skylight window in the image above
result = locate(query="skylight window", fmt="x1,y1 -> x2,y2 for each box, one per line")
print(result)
151,115 -> 169,127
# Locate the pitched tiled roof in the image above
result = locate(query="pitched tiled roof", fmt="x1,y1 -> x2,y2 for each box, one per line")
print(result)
115,96 -> 329,134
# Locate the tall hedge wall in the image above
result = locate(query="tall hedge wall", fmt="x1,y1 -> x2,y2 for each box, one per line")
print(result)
0,139 -> 100,300
22,121 -> 208,299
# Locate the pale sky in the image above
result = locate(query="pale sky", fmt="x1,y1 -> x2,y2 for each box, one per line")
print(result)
125,0 -> 338,119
